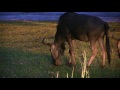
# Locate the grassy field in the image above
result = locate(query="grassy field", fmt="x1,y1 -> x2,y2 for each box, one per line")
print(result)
0,20 -> 120,78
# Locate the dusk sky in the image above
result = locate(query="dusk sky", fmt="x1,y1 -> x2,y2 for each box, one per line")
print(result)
0,12 -> 120,22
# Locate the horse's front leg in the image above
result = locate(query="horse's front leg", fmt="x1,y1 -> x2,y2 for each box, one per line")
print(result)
67,38 -> 76,66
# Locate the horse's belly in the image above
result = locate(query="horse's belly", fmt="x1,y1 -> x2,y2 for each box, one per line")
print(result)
72,34 -> 89,42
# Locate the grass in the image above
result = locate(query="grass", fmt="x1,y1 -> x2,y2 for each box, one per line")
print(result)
80,51 -> 90,78
0,20 -> 120,78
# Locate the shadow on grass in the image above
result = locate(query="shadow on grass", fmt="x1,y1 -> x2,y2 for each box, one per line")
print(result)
1,47 -> 120,78
0,47 -> 82,78
0,47 -> 54,78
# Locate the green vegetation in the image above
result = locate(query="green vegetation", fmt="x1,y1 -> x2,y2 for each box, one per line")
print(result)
0,20 -> 120,78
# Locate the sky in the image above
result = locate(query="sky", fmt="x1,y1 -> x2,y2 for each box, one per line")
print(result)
0,12 -> 120,22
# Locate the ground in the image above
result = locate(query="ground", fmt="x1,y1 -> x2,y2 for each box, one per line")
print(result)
0,20 -> 120,78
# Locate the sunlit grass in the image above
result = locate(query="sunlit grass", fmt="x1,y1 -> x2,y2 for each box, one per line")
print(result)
80,51 -> 90,78
0,20 -> 120,78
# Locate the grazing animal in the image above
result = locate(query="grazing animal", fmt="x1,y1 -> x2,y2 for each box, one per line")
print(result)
112,34 -> 120,58
42,12 -> 111,67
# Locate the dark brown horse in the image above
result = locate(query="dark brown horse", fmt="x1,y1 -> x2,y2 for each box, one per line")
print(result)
42,12 -> 111,67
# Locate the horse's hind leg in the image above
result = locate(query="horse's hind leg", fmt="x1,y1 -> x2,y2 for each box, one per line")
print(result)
87,41 -> 98,67
98,36 -> 106,67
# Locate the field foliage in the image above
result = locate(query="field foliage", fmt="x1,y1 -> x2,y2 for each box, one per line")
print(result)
0,21 -> 120,78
